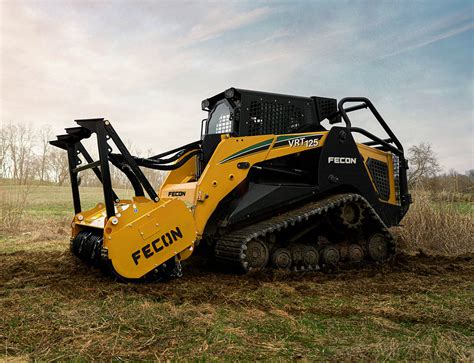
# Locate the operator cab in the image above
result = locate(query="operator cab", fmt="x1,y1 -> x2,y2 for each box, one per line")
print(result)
201,87 -> 339,138
199,88 -> 339,171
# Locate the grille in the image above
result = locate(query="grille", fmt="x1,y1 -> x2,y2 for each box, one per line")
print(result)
392,154 -> 401,205
367,158 -> 390,201
247,100 -> 304,136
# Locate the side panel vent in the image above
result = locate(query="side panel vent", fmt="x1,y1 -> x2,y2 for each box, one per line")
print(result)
367,158 -> 390,201
392,154 -> 401,205
247,100 -> 304,136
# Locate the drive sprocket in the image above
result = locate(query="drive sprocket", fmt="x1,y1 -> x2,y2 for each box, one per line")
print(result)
340,201 -> 364,228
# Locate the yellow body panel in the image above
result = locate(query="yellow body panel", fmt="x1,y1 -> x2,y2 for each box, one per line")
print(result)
73,197 -> 197,279
192,132 -> 328,235
102,198 -> 197,279
72,199 -> 146,238
160,182 -> 197,208
161,153 -> 197,185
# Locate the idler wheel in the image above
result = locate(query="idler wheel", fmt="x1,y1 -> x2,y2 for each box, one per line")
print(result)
321,246 -> 340,265
246,239 -> 269,269
272,248 -> 292,269
340,202 -> 363,228
303,246 -> 319,267
348,244 -> 364,263
367,234 -> 389,262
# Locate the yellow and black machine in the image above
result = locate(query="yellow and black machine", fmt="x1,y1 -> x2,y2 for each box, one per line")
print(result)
50,88 -> 411,281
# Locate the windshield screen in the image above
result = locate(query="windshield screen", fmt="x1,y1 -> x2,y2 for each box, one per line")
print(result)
207,101 -> 233,134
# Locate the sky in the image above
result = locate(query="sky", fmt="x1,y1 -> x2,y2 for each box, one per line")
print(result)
1,0 -> 473,172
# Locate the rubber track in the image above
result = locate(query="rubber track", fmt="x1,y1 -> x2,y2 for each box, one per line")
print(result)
215,193 -> 395,272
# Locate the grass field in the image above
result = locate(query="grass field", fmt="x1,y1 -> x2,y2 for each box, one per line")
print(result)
1,185 -> 473,360
0,184 -> 134,218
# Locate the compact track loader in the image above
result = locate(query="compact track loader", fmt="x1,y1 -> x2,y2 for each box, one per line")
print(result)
50,88 -> 411,281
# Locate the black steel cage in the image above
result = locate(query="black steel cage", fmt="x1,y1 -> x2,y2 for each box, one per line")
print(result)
202,88 -> 339,137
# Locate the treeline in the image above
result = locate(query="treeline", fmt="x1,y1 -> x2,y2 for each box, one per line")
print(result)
421,171 -> 473,195
0,124 -> 164,189
1,124 -> 473,196
407,142 -> 473,196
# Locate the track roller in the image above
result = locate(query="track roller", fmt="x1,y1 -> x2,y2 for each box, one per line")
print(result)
290,244 -> 305,265
271,248 -> 292,269
348,244 -> 364,263
302,245 -> 319,267
321,246 -> 340,265
245,239 -> 269,269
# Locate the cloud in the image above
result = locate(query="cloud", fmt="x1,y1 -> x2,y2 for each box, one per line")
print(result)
187,6 -> 273,43
0,1 -> 472,172
375,11 -> 474,60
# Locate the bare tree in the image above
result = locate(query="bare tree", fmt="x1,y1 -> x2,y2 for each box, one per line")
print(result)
407,142 -> 441,186
0,124 -> 9,178
142,147 -> 165,189
0,123 -> 168,190
48,149 -> 69,185
38,126 -> 52,183
7,124 -> 36,184
467,169 -> 474,179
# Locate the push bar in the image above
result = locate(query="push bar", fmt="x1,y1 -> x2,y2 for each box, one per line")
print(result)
338,97 -> 404,153
337,97 -> 410,214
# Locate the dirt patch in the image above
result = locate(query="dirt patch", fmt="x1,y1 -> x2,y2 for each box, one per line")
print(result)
1,250 -> 473,304
1,250 -> 473,360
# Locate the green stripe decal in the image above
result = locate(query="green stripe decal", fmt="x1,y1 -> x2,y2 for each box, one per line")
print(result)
219,139 -> 273,164
275,135 -> 306,141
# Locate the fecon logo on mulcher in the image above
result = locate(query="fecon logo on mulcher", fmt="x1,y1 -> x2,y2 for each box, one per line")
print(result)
131,227 -> 183,265
328,157 -> 357,164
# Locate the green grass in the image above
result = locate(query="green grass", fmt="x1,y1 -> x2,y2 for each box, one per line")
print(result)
1,248 -> 472,360
434,200 -> 473,215
0,184 -> 134,218
0,185 -> 136,244
0,185 -> 473,360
